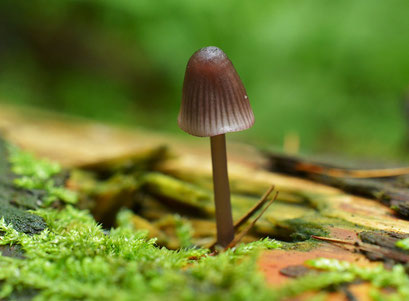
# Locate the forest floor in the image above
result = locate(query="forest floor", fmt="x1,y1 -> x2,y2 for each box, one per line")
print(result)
1,104 -> 409,300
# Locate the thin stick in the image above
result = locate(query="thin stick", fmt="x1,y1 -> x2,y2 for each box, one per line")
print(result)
206,185 -> 275,250
210,134 -> 234,247
225,191 -> 279,250
311,235 -> 357,245
233,185 -> 275,231
312,235 -> 409,263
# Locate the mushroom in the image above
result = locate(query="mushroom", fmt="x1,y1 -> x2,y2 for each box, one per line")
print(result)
178,46 -> 254,247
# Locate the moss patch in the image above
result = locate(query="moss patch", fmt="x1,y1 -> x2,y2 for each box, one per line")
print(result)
0,206 -> 282,300
0,138 -> 46,234
396,237 -> 409,251
306,258 -> 409,300
8,144 -> 77,206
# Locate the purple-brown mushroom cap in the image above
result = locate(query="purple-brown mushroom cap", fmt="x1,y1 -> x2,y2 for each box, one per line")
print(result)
178,46 -> 254,137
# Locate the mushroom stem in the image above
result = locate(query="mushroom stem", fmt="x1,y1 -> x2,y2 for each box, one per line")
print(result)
210,134 -> 234,247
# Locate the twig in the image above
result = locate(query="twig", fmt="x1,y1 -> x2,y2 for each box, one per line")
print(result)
233,185 -> 275,231
206,185 -> 276,250
312,235 -> 409,263
225,191 -> 279,250
311,235 -> 357,245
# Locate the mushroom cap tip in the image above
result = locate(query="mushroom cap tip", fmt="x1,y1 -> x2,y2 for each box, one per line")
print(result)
191,46 -> 227,63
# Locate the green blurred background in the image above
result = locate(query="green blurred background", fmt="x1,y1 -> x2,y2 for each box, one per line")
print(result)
1,0 -> 409,160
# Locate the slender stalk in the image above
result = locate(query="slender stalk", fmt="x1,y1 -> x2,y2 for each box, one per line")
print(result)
210,134 -> 234,247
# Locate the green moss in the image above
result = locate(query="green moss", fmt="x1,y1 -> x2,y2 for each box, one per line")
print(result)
7,144 -> 77,206
0,203 -> 46,235
0,206 -> 282,300
396,237 -> 409,251
263,257 -> 409,300
142,172 -> 213,215
0,138 -> 47,233
306,258 -> 409,300
174,214 -> 194,248
8,144 -> 60,181
283,215 -> 329,241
